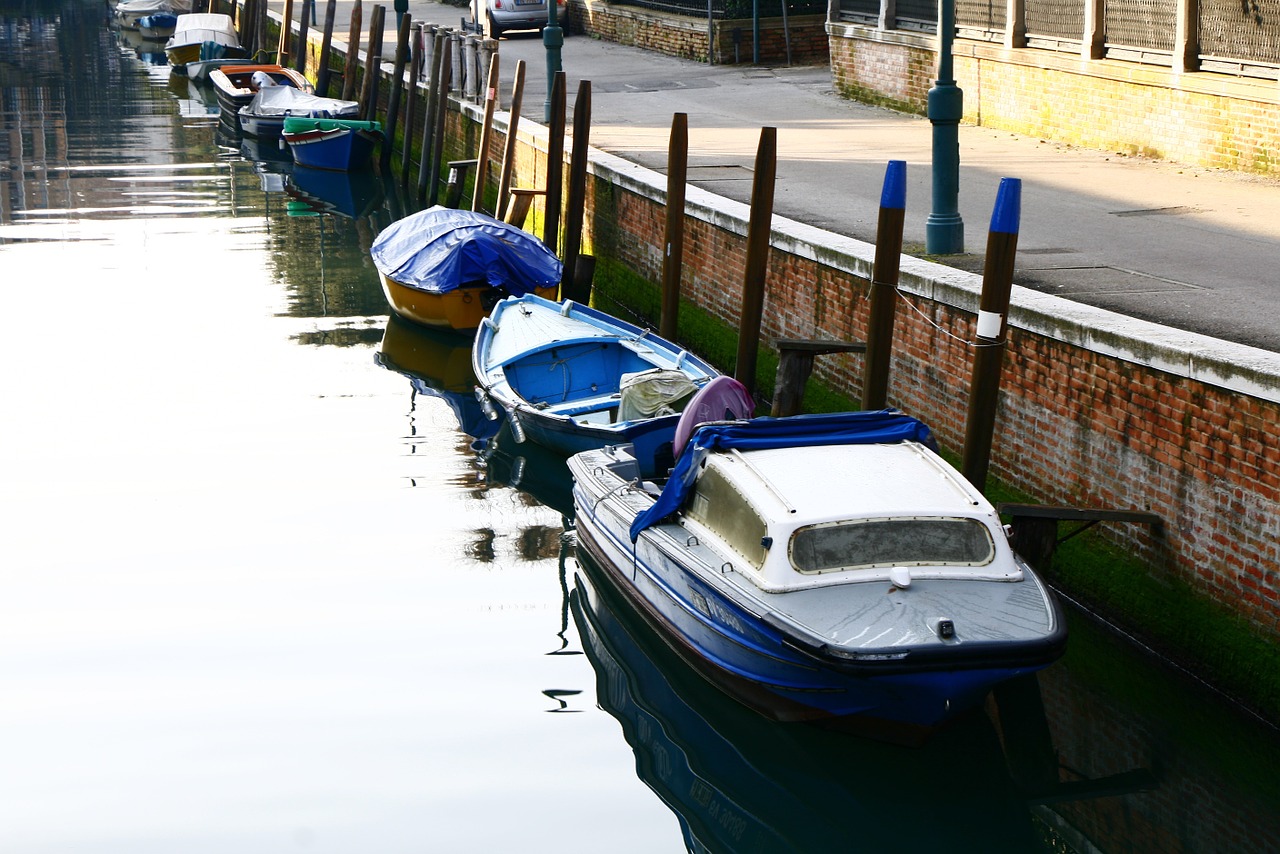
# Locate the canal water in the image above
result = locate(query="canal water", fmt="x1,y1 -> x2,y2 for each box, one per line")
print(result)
3,2 -> 1279,851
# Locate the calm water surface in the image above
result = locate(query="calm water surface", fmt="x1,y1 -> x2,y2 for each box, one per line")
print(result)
2,3 -> 1278,852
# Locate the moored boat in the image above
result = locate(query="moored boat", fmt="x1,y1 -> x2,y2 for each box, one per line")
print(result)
163,13 -> 242,72
207,65 -> 311,117
136,12 -> 177,40
369,206 -> 561,332
567,409 -> 1067,743
239,87 -> 360,139
281,117 -> 382,172
473,293 -> 733,477
115,0 -> 190,30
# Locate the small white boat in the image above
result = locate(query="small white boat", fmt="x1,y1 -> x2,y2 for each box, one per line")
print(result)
115,0 -> 191,30
164,13 -> 244,73
238,87 -> 360,139
568,409 -> 1067,743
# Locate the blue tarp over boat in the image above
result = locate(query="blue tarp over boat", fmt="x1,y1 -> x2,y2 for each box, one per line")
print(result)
629,410 -> 938,541
370,206 -> 563,296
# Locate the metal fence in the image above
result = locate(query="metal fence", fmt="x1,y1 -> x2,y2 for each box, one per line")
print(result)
614,0 -> 827,20
837,0 -> 1280,78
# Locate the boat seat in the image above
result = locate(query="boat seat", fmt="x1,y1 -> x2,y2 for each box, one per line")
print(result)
550,392 -> 621,419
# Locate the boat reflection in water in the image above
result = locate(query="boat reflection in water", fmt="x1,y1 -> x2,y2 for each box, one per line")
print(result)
569,546 -> 1044,853
285,166 -> 384,220
477,420 -> 575,521
375,313 -> 501,443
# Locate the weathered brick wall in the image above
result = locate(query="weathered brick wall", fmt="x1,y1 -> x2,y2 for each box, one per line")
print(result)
567,0 -> 829,66
829,24 -> 1280,174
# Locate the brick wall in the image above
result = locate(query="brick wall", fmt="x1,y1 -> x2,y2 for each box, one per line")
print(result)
829,24 -> 1280,174
567,0 -> 829,66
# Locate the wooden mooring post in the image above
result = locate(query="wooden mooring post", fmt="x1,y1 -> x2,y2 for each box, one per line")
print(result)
381,11 -> 412,171
315,0 -> 337,96
469,53 -> 500,213
277,0 -> 294,65
340,0 -> 362,102
294,0 -> 312,73
862,160 -> 906,410
659,112 -> 688,342
561,80 -> 591,297
542,70 -> 566,252
495,59 -> 525,220
734,127 -> 776,399
399,22 -> 424,183
357,5 -> 385,123
961,176 -> 1020,494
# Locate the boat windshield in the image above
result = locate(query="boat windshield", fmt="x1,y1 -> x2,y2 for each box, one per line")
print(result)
790,516 -> 995,573
687,464 -> 768,569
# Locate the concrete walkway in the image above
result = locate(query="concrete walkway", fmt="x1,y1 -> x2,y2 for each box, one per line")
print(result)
272,0 -> 1280,353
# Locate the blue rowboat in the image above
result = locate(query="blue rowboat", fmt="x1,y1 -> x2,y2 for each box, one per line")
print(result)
473,293 -> 738,477
282,117 -> 382,172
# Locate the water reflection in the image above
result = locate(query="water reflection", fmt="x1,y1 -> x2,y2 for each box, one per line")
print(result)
375,313 -> 500,443
571,547 -> 1043,852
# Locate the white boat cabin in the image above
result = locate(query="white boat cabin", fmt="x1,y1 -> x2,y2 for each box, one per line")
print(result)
675,440 -> 1024,593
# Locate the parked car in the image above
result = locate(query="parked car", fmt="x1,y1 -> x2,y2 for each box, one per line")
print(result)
474,0 -> 565,38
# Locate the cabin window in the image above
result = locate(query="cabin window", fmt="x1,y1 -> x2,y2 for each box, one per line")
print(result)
790,516 -> 995,574
687,466 -> 768,569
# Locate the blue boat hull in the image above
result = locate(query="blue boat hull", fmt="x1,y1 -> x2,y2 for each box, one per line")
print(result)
284,121 -> 381,172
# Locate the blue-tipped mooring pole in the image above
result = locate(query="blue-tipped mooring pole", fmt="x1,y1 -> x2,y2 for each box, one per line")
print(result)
925,0 -> 964,255
862,160 -> 907,410
962,177 -> 1021,493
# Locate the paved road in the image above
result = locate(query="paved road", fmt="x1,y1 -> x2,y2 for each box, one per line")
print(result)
275,0 -> 1280,353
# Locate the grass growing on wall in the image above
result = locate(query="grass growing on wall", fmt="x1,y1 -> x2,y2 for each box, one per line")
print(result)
588,254 -> 1280,723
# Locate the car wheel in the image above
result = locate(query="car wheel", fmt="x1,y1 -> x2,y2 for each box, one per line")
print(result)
485,12 -> 503,39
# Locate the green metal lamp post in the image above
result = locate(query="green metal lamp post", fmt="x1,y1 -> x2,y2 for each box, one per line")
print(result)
543,0 -> 563,122
925,0 -> 964,255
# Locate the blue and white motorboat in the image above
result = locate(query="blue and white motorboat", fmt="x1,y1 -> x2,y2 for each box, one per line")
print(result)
473,294 -> 742,477
567,409 -> 1067,741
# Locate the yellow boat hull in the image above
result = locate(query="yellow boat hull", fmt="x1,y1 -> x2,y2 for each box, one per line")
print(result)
165,42 -> 203,67
380,273 -> 559,332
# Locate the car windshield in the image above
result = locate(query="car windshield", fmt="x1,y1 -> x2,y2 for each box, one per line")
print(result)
790,516 -> 994,573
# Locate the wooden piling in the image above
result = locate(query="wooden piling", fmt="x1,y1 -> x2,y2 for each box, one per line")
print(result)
426,34 -> 451,207
862,160 -> 907,410
418,27 -> 445,203
542,70 -> 566,252
495,59 -> 525,221
315,0 -> 337,95
562,80 -> 591,293
381,12 -> 412,171
660,112 -> 688,341
295,0 -> 312,73
278,0 -> 294,65
470,53 -> 500,213
734,127 -> 776,398
358,5 -> 385,123
400,23 -> 424,184
340,0 -> 363,102
961,177 -> 1022,493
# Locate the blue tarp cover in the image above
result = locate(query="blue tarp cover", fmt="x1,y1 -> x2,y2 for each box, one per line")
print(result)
370,206 -> 563,296
628,410 -> 938,541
